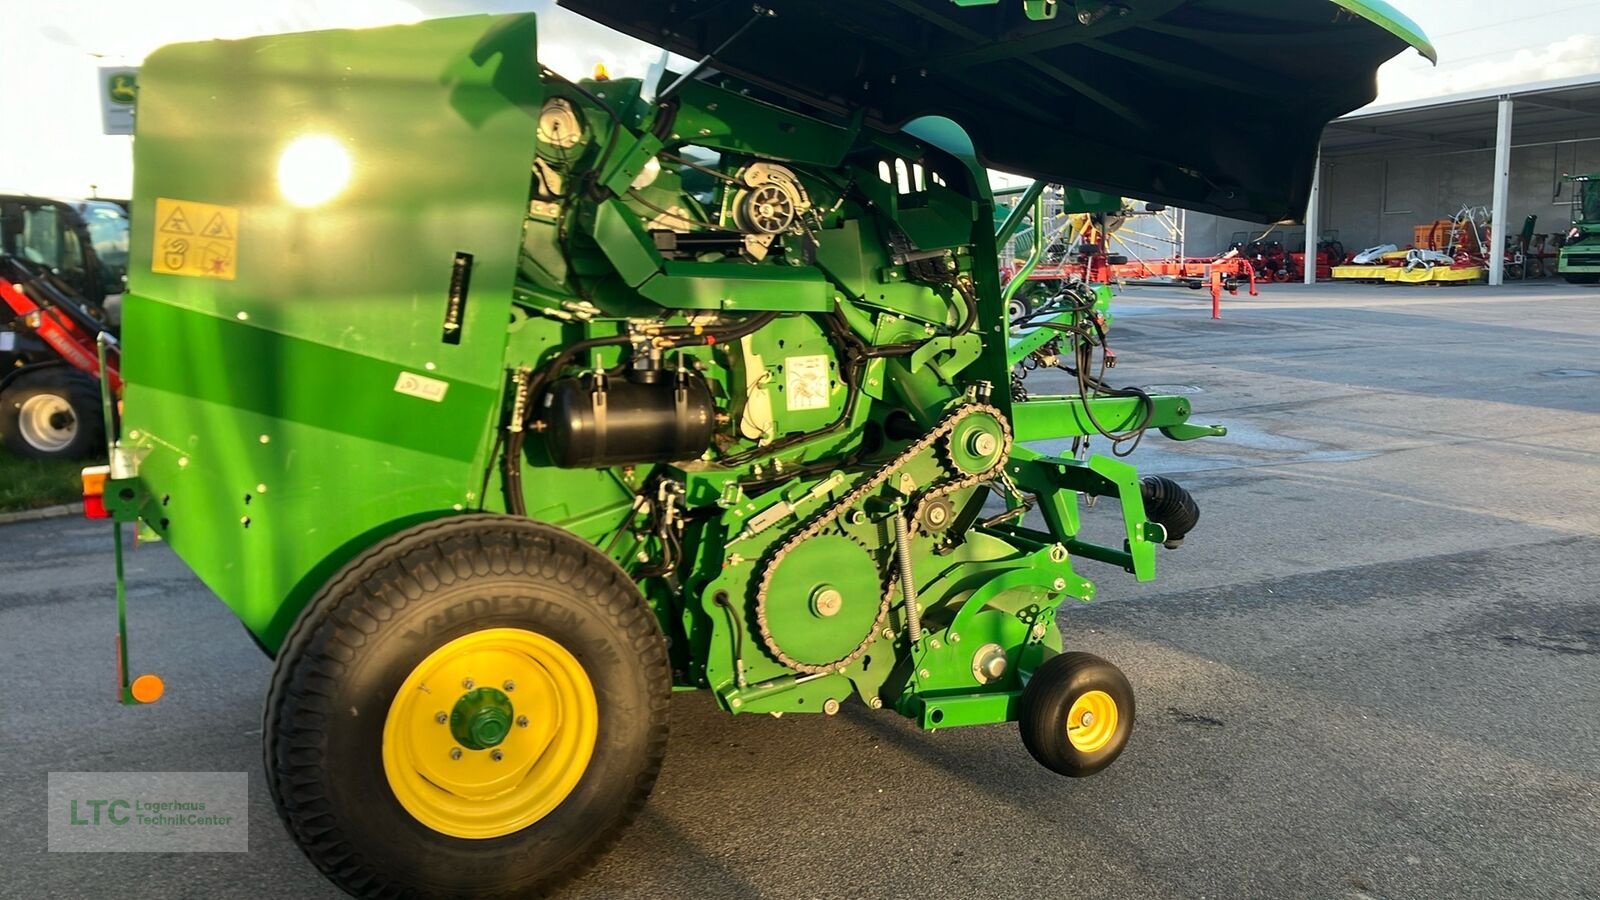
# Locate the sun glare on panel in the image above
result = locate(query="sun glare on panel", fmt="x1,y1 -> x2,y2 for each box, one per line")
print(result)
276,134 -> 353,207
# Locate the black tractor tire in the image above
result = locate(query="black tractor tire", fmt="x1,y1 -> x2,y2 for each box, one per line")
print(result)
1562,272 -> 1599,284
0,368 -> 104,459
265,515 -> 671,899
1019,651 -> 1135,777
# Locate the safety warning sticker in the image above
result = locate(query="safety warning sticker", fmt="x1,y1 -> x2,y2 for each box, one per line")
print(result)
784,355 -> 832,411
152,197 -> 238,280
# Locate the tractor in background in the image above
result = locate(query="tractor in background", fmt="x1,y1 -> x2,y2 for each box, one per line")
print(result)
0,196 -> 127,458
1557,173 -> 1600,284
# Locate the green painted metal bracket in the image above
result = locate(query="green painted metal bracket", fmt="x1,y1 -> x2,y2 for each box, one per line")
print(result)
1011,393 -> 1192,443
593,197 -> 665,288
909,332 -> 983,380
1000,193 -> 1046,307
95,335 -> 133,705
909,690 -> 1021,730
1161,421 -> 1227,441
1007,311 -> 1074,366
1024,0 -> 1059,20
994,180 -> 1044,252
599,131 -> 665,196
1002,450 -> 1160,581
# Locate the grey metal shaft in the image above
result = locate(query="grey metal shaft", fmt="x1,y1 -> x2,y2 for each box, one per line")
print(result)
893,511 -> 922,644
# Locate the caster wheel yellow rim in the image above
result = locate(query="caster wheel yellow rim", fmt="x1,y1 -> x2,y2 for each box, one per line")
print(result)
381,627 -> 598,839
1065,689 -> 1118,753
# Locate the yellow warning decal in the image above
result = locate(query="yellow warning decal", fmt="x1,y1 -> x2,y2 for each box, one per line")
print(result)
152,197 -> 238,280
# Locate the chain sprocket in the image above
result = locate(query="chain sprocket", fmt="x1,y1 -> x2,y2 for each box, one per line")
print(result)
752,402 -> 1014,674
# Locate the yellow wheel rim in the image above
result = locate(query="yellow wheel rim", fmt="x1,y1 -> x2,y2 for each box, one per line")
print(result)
382,627 -> 598,839
1066,689 -> 1118,753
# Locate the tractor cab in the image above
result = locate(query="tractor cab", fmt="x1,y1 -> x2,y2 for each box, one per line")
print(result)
1557,174 -> 1600,283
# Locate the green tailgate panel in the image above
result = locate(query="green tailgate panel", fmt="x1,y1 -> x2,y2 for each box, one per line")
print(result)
122,15 -> 542,645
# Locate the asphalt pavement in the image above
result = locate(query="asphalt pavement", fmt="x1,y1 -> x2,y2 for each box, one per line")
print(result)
3,280 -> 1598,899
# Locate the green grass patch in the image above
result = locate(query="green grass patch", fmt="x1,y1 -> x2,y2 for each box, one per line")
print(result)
0,448 -> 85,512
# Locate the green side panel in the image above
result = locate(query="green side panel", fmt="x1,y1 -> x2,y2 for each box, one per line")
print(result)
667,77 -> 860,167
122,14 -> 545,646
641,261 -> 832,311
593,197 -> 666,287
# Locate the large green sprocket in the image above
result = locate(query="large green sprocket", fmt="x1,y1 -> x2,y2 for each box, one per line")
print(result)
757,534 -> 883,668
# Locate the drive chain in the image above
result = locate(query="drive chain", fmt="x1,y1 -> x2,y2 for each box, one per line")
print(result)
753,402 -> 1014,674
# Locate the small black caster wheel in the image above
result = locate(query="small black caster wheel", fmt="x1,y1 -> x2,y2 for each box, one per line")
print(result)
1019,651 -> 1134,777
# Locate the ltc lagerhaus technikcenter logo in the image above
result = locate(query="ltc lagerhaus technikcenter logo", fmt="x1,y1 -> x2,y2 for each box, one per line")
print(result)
48,772 -> 248,852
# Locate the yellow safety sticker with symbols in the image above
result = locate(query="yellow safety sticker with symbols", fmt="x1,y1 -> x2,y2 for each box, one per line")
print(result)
152,197 -> 238,280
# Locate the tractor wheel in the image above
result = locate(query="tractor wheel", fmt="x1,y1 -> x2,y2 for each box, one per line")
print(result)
265,515 -> 671,898
0,368 -> 104,459
1019,651 -> 1134,777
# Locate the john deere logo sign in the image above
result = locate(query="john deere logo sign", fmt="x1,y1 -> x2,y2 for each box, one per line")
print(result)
107,72 -> 137,104
99,66 -> 138,135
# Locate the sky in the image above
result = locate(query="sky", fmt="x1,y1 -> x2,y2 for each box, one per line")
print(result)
1,0 -> 1596,198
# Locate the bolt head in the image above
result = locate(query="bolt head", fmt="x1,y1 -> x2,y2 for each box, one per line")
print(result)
812,587 -> 844,618
450,748 -> 463,761
930,639 -> 942,650
868,697 -> 884,709
490,749 -> 504,762
918,668 -> 931,679
503,680 -> 516,692
823,698 -> 841,716
970,432 -> 998,457
950,632 -> 961,643
1052,577 -> 1067,591
984,656 -> 1007,679
462,678 -> 474,690
1080,711 -> 1095,727
926,504 -> 949,526
517,715 -> 529,728
435,712 -> 448,725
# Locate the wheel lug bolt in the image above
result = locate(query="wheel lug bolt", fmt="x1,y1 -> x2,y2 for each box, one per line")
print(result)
450,748 -> 463,761
435,712 -> 447,725
490,750 -> 504,762
503,680 -> 515,692
516,715 -> 529,728
462,678 -> 474,689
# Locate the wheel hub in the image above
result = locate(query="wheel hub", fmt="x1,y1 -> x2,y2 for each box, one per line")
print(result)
449,687 -> 514,750
17,394 -> 77,453
1066,689 -> 1118,753
382,627 -> 597,839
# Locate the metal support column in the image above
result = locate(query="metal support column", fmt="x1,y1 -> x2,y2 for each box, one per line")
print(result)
1488,96 -> 1514,286
1303,146 -> 1322,285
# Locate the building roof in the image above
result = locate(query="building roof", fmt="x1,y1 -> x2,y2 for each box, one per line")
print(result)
1321,73 -> 1600,159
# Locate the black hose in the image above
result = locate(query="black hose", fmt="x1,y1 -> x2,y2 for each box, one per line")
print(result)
1140,475 -> 1199,548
